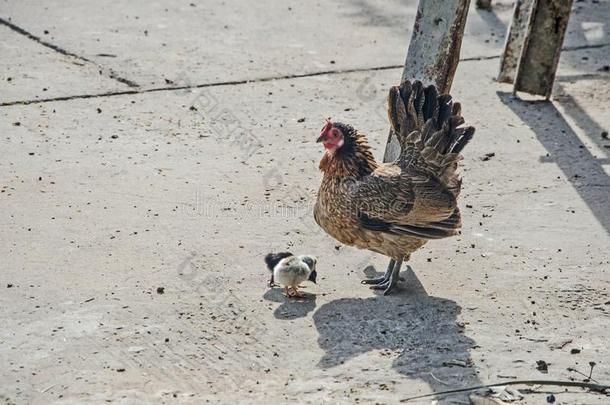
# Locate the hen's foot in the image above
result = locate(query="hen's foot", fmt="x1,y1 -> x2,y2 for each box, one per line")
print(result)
361,259 -> 395,285
362,275 -> 405,285
370,259 -> 403,295
369,278 -> 398,295
361,276 -> 388,285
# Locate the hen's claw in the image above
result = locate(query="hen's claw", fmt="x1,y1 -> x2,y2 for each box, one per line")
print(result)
361,276 -> 388,285
369,280 -> 391,290
361,258 -> 395,285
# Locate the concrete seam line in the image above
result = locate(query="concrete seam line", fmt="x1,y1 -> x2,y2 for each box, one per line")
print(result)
0,16 -> 140,88
1,42 -> 608,107
0,17 -> 91,62
0,65 -> 404,107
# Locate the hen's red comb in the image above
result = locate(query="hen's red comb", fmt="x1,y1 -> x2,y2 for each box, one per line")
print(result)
320,117 -> 332,135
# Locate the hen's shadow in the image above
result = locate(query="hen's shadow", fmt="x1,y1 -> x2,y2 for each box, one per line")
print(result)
263,287 -> 317,319
313,266 -> 480,400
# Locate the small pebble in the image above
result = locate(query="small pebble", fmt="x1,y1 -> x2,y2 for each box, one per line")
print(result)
480,152 -> 495,161
536,360 -> 548,373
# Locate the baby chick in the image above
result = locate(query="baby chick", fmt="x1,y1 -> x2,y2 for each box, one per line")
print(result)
264,252 -> 317,297
264,252 -> 293,287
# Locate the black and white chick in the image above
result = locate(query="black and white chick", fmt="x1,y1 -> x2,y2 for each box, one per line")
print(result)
264,252 -> 317,298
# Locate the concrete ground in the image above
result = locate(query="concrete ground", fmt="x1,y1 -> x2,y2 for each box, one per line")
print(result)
1,0 -> 609,404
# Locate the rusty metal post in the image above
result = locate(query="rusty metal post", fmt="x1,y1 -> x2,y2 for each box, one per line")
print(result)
513,0 -> 574,98
384,0 -> 472,162
497,0 -> 535,83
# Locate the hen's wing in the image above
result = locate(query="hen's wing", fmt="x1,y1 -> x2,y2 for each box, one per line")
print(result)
350,164 -> 461,240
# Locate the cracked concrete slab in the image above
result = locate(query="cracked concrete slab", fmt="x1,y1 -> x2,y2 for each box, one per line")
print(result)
1,0 -> 609,404
1,45 -> 609,402
0,0 -> 527,94
0,24 -> 129,105
2,1 -> 607,105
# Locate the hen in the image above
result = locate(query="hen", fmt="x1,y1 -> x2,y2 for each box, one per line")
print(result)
314,80 -> 474,295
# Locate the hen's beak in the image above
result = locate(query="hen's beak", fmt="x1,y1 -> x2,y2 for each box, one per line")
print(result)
316,134 -> 326,143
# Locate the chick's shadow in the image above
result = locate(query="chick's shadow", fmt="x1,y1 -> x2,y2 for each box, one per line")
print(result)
313,266 -> 480,393
263,288 -> 317,319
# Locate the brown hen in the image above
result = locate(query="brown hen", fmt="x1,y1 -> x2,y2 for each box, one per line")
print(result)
314,80 -> 474,295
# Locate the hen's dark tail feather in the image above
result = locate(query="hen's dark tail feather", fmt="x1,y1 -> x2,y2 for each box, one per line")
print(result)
264,252 -> 293,272
387,80 -> 475,198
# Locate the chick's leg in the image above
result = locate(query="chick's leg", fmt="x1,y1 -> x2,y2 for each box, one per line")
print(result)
269,275 -> 278,288
370,258 -> 403,295
290,285 -> 305,298
361,259 -> 395,285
